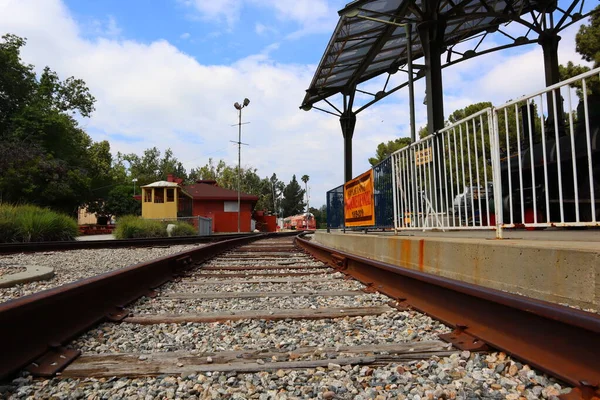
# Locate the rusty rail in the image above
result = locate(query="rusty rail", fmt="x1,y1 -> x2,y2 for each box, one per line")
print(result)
0,232 -> 258,255
295,235 -> 600,399
0,232 -> 298,380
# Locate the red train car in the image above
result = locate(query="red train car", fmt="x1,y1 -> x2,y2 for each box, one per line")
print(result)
283,213 -> 316,230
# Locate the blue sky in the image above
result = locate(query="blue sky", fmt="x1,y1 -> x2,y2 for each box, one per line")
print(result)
0,0 -> 595,208
64,0 -> 342,64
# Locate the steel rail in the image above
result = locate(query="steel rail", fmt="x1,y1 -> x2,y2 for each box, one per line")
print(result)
295,235 -> 600,399
0,232 -> 298,380
0,233 -> 258,254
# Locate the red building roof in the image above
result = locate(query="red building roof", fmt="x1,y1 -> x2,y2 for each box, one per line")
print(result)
183,182 -> 259,202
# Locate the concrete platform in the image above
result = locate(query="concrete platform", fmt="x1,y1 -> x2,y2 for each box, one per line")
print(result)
313,229 -> 600,310
0,266 -> 54,288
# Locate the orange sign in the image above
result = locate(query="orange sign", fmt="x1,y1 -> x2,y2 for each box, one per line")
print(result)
415,147 -> 432,166
344,170 -> 375,227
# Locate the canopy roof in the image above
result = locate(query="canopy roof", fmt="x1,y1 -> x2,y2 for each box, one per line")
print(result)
301,0 -> 552,109
141,181 -> 180,188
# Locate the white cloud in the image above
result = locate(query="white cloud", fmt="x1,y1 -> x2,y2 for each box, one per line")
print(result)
0,0 -> 345,206
105,15 -> 122,37
255,23 -> 278,36
181,0 -> 243,29
180,32 -> 191,40
183,0 -> 343,37
0,0 -> 594,207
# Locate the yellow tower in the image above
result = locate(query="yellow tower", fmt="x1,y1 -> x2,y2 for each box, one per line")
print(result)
140,181 -> 191,219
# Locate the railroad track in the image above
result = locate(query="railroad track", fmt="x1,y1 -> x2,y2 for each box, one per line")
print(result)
0,232 -> 257,255
1,233 -> 599,399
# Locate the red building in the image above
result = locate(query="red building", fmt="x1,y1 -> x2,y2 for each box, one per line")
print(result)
181,179 -> 258,233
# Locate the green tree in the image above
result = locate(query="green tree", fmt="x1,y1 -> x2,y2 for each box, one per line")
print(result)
576,7 -> 600,67
301,175 -> 309,211
309,205 -> 327,229
190,159 -> 273,211
87,185 -> 141,222
281,175 -> 306,217
0,34 -> 102,214
254,173 -> 285,214
559,7 -> 600,125
368,137 -> 412,166
121,147 -> 187,186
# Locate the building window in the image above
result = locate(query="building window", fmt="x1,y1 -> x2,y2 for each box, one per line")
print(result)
154,189 -> 164,203
166,188 -> 175,202
144,189 -> 152,202
224,201 -> 239,212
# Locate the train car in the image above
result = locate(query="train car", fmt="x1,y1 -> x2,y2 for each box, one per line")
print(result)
283,213 -> 316,230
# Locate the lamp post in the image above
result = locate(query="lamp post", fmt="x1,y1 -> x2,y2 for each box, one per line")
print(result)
233,98 -> 250,233
132,178 -> 138,196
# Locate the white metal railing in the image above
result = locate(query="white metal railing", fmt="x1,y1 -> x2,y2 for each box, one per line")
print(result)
493,67 -> 600,230
391,108 -> 500,233
390,66 -> 600,237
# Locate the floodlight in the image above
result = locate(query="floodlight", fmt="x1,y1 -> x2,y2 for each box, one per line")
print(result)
234,102 -> 241,110
243,98 -> 250,107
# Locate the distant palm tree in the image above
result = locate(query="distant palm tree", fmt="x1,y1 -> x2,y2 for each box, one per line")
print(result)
301,175 -> 309,228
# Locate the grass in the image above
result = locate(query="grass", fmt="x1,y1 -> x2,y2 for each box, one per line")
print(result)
114,216 -> 198,239
169,221 -> 197,236
0,204 -> 79,243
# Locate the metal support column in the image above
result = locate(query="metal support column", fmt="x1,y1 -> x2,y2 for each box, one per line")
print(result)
417,18 -> 446,135
539,31 -> 565,134
406,25 -> 416,143
418,11 -> 445,214
340,110 -> 357,182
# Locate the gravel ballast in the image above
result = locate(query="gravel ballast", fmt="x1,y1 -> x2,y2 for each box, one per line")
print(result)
3,238 -> 573,399
0,244 -> 204,303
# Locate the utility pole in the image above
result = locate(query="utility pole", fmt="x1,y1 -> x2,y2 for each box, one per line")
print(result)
233,98 -> 250,233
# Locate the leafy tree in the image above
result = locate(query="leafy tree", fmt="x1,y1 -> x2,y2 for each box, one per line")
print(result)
447,102 -> 492,124
0,34 -> 102,214
190,159 -> 284,213
254,173 -> 285,214
281,175 -> 306,217
576,7 -> 600,67
368,137 -> 412,166
87,185 -> 141,222
301,175 -> 309,211
120,147 -> 187,186
559,7 -> 600,122
309,205 -> 327,228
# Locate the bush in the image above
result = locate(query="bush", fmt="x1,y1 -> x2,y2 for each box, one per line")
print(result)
113,216 -> 164,239
0,204 -> 79,242
114,216 -> 200,239
169,221 -> 197,237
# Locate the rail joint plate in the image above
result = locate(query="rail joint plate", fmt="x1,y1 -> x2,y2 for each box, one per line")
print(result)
26,347 -> 80,377
439,327 -> 488,351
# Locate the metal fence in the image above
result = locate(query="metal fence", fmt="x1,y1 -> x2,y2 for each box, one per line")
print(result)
326,66 -> 600,237
493,67 -> 600,230
373,156 -> 394,229
325,157 -> 395,231
391,108 -> 499,232
326,184 -> 344,230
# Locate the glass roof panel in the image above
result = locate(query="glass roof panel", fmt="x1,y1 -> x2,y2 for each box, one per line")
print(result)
302,0 -> 537,108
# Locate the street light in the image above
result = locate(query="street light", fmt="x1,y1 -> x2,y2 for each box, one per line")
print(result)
132,178 -> 138,196
233,98 -> 250,232
342,9 -> 416,142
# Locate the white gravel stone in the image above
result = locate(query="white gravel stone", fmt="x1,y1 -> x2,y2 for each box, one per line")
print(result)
2,237 -> 574,399
0,244 -> 204,303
